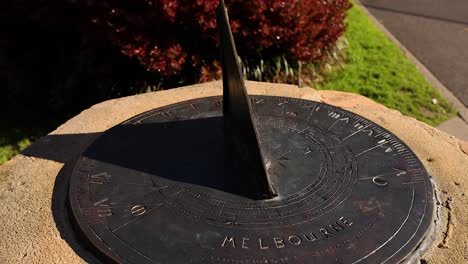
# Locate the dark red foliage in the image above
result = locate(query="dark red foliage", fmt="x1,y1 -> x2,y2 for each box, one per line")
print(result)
74,0 -> 350,82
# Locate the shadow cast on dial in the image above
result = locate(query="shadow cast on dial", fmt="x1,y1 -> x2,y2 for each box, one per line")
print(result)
81,116 -> 268,199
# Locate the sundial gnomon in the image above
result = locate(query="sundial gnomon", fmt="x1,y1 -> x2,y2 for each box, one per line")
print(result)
68,1 -> 434,263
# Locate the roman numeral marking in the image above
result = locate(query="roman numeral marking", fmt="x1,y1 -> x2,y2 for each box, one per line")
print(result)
278,100 -> 289,115
190,103 -> 199,109
89,172 -> 111,184
160,111 -> 174,118
393,168 -> 408,176
328,111 -> 339,119
328,117 -> 349,130
341,124 -> 371,142
93,197 -> 113,217
306,104 -> 317,121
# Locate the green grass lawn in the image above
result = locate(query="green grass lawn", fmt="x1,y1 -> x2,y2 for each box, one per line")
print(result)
0,111 -> 58,166
0,2 -> 458,166
0,129 -> 34,165
317,2 -> 456,126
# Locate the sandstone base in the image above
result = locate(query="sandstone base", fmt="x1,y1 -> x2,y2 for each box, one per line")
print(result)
0,81 -> 467,263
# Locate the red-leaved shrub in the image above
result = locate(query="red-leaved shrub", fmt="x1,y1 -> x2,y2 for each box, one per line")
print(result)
73,0 -> 351,82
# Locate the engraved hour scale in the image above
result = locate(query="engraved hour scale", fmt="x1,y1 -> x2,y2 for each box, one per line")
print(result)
68,1 -> 434,263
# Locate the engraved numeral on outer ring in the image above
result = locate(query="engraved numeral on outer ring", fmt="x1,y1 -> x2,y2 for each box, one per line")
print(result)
131,205 -> 147,216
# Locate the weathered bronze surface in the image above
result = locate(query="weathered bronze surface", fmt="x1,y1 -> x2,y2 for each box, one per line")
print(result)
68,1 -> 434,263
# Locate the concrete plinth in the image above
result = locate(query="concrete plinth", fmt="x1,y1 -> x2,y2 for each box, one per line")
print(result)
0,81 -> 467,263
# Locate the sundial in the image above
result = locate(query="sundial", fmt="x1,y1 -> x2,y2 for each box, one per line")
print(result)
68,1 -> 434,263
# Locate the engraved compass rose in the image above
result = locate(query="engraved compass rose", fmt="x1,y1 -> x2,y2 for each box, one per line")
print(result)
68,1 -> 434,263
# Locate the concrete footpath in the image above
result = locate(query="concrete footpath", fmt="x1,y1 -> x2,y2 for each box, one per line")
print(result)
358,0 -> 468,141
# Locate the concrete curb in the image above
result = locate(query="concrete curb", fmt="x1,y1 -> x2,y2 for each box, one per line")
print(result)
354,0 -> 468,124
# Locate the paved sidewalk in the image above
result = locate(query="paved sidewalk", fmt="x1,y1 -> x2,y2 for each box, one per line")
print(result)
358,0 -> 468,141
361,0 -> 468,107
438,116 -> 468,141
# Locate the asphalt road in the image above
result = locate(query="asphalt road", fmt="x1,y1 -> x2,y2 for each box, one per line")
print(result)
361,0 -> 468,107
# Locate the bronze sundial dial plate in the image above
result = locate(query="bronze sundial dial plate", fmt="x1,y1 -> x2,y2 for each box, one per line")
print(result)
69,95 -> 433,264
68,1 -> 434,263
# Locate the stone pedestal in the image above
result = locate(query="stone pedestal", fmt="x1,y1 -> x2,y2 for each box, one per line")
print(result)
0,81 -> 467,263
